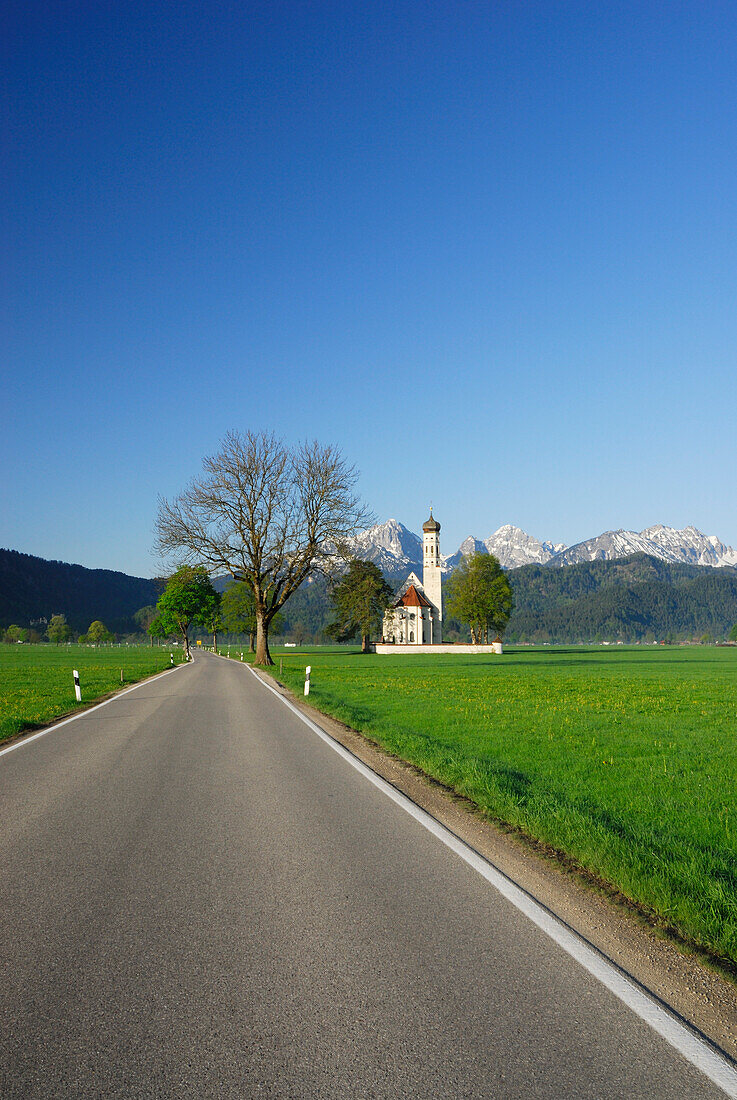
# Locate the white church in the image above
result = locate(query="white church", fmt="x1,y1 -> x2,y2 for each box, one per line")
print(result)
373,510 -> 504,655
383,511 -> 444,645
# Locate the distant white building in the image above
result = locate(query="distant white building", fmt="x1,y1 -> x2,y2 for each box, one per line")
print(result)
383,512 -> 443,645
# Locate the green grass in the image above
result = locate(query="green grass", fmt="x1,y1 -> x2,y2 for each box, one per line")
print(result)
264,645 -> 737,968
0,644 -> 185,742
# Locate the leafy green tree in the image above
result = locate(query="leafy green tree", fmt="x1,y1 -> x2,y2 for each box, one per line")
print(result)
133,605 -> 158,643
445,552 -> 514,644
87,620 -> 113,645
47,614 -> 71,645
327,559 -> 394,653
147,614 -> 171,643
221,581 -> 283,650
291,620 -> 310,645
4,624 -> 27,643
200,597 -> 223,651
730,623 -> 737,642
221,581 -> 257,651
154,566 -> 219,660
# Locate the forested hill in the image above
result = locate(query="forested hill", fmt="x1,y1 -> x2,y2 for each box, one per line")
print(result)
504,553 -> 737,643
0,549 -> 162,634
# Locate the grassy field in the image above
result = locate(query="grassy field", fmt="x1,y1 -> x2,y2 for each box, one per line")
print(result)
263,645 -> 737,969
0,644 -> 185,742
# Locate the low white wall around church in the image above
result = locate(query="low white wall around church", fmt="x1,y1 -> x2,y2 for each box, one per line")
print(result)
371,642 -> 503,655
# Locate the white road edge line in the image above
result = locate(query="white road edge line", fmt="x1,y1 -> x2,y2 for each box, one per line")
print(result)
0,660 -> 191,759
246,662 -> 737,1099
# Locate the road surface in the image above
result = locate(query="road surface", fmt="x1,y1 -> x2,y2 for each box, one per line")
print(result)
0,652 -> 734,1098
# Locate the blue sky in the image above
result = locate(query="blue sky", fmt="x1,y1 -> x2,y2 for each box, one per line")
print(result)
3,1 -> 736,576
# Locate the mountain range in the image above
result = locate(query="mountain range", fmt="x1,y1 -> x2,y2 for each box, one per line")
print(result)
354,520 -> 737,575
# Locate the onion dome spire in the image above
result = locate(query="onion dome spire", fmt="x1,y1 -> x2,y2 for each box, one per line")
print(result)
422,508 -> 440,533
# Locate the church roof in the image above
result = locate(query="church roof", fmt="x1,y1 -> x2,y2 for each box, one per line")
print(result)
394,584 -> 432,608
422,510 -> 441,532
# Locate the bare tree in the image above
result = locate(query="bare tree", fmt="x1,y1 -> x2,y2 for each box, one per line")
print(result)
155,430 -> 371,665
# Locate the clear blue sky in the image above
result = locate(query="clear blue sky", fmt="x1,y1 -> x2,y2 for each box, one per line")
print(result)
3,1 -> 736,576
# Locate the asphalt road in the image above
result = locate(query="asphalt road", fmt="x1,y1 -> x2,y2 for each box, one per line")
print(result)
0,652 -> 733,1098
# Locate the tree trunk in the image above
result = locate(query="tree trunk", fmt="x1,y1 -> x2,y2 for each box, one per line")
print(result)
470,624 -> 478,644
182,630 -> 191,661
361,632 -> 370,653
213,631 -> 217,651
255,608 -> 273,666
249,631 -> 255,653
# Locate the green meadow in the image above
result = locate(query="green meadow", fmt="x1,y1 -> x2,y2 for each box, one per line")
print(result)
0,644 -> 183,742
265,645 -> 737,969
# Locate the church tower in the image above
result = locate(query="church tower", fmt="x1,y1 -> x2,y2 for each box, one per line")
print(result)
422,510 -> 443,642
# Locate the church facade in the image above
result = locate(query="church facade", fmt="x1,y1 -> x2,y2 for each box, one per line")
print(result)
383,512 -> 443,645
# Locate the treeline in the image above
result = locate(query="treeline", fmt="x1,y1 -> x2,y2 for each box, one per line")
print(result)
0,548 -> 163,634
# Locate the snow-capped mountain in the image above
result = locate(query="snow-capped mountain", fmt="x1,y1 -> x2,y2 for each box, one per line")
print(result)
443,536 -> 488,572
550,526 -> 737,569
445,527 -> 566,569
351,519 -> 422,574
353,520 -> 737,575
484,525 -> 567,569
640,525 -> 737,568
549,530 -> 662,566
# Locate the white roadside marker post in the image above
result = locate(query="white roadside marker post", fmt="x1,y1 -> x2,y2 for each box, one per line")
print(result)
73,669 -> 82,702
170,653 -> 174,666
304,665 -> 311,696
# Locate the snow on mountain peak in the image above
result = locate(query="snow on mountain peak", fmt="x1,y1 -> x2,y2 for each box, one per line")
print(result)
551,525 -> 737,569
351,519 -> 422,572
352,519 -> 737,574
484,525 -> 567,568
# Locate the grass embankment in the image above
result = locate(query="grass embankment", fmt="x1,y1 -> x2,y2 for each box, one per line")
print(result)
0,644 -> 184,742
263,645 -> 737,969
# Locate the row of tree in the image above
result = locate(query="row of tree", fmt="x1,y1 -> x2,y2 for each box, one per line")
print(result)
2,615 -> 115,645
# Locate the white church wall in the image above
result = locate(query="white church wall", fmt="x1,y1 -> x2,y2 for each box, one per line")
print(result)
371,643 -> 504,655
